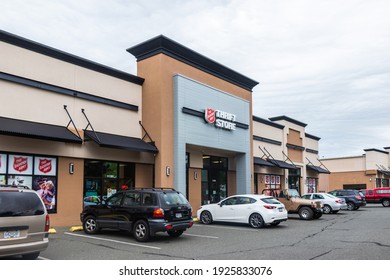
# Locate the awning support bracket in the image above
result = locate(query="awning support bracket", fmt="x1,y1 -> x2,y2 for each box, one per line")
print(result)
282,151 -> 298,168
139,121 -> 157,149
63,105 -> 82,140
81,109 -> 101,143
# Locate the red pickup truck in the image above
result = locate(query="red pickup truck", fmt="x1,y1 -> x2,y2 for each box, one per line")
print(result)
361,187 -> 390,207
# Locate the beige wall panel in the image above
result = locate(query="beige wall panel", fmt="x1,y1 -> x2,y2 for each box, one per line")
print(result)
253,121 -> 283,142
50,157 -> 83,227
287,128 -> 302,146
305,137 -> 319,151
228,171 -> 237,196
189,167 -> 202,214
322,156 -> 365,172
318,173 -> 330,192
365,150 -> 389,170
0,42 -> 142,105
135,164 -> 154,188
0,135 -> 155,164
0,81 -> 142,138
255,141 -> 283,160
288,147 -> 303,163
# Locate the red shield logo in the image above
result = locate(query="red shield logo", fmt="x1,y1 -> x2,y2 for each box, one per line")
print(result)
13,157 -> 28,172
205,108 -> 216,124
39,159 -> 52,174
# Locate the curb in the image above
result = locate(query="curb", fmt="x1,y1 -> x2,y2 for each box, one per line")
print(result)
48,228 -> 56,234
193,218 -> 199,222
69,226 -> 83,232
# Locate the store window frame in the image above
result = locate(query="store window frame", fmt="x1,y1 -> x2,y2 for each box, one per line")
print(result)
83,159 -> 135,208
0,151 -> 58,214
201,155 -> 228,205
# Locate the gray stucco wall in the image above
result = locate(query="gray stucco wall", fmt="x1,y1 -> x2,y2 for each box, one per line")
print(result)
173,74 -> 251,196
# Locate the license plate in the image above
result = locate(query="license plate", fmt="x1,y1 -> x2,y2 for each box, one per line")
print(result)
175,213 -> 182,218
278,208 -> 284,212
4,230 -> 20,239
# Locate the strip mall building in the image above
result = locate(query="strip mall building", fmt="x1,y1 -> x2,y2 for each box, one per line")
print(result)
0,30 -> 328,226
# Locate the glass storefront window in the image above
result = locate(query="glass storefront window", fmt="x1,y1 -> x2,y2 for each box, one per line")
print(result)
84,160 -> 135,207
201,156 -> 228,204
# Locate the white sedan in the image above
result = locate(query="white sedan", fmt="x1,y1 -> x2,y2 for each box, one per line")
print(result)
301,193 -> 348,214
196,194 -> 288,228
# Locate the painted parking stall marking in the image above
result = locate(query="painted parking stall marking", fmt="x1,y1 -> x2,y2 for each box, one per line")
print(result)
64,232 -> 161,250
193,224 -> 260,232
183,233 -> 219,239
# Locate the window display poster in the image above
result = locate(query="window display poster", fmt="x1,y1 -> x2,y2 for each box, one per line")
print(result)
0,154 -> 7,173
7,175 -> 33,189
8,154 -> 33,175
271,175 -> 275,184
276,176 -> 280,185
265,175 -> 270,184
33,176 -> 57,212
34,157 -> 57,176
0,175 -> 5,184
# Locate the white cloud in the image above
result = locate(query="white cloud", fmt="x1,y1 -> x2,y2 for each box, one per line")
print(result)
1,0 -> 390,158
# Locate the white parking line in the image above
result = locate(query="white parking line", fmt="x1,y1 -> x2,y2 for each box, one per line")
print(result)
64,232 -> 161,250
183,233 -> 219,239
193,224 -> 259,232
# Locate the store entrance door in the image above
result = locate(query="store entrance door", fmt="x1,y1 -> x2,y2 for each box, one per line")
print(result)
288,168 -> 301,194
201,156 -> 228,205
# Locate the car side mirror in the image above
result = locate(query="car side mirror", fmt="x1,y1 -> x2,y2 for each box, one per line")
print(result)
218,203 -> 222,207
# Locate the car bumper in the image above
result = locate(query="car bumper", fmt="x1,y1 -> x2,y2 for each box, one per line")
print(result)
263,210 -> 288,224
0,238 -> 49,258
148,219 -> 193,236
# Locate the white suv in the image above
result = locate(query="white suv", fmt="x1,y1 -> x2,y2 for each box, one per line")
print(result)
0,185 -> 50,259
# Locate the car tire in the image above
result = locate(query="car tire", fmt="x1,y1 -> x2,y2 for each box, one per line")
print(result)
22,252 -> 40,260
200,211 -> 213,224
133,220 -> 150,242
168,230 -> 184,238
298,207 -> 314,220
347,202 -> 355,211
382,199 -> 390,207
313,212 -> 322,219
354,206 -> 360,210
249,213 -> 264,228
323,205 -> 332,214
83,216 -> 99,234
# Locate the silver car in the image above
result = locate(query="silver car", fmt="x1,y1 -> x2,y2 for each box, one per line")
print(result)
302,192 -> 348,214
0,185 -> 50,259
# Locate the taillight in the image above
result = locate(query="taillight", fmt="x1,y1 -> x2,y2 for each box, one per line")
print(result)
264,205 -> 276,209
45,214 -> 50,232
153,208 -> 165,218
355,196 -> 362,200
335,200 -> 342,203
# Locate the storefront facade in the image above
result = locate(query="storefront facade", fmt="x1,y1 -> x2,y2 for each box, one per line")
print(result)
319,148 -> 390,191
1,30 -> 327,226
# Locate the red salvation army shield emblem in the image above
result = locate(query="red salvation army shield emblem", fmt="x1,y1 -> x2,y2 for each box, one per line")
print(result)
13,157 -> 28,172
205,108 -> 216,124
39,159 -> 52,174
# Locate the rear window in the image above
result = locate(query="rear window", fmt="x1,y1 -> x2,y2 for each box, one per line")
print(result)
261,198 -> 281,204
0,191 -> 45,217
161,192 -> 189,206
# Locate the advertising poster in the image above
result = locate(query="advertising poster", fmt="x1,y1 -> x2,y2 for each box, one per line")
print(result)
276,176 -> 280,185
265,175 -> 270,184
0,153 -> 7,173
33,176 -> 57,212
8,154 -> 33,175
0,175 -> 6,185
271,175 -> 275,184
34,157 -> 57,176
7,175 -> 33,189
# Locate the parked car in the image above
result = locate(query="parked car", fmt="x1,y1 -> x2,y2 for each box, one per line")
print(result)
80,188 -> 193,242
262,188 -> 323,220
197,194 -> 288,228
328,189 -> 366,210
360,187 -> 390,207
0,184 -> 50,259
301,192 -> 347,214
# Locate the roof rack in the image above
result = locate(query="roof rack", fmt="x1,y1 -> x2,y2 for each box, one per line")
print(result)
141,187 -> 177,191
0,184 -> 30,190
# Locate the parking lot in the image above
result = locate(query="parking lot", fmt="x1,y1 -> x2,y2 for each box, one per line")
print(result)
33,204 -> 390,260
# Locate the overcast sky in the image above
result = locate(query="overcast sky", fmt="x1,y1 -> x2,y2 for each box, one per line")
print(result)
1,0 -> 389,158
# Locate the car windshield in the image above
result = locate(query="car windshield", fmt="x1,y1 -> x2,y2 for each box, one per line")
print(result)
288,189 -> 300,197
161,192 -> 188,205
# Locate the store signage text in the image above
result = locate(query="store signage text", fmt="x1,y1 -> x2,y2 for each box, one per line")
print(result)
39,159 -> 52,174
205,108 -> 236,131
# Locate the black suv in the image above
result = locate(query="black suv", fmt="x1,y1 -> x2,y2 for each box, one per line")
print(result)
328,189 -> 366,210
80,188 -> 193,242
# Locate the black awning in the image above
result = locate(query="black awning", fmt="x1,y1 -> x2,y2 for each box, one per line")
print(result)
254,157 -> 276,167
84,130 -> 158,153
378,170 -> 390,176
0,116 -> 82,143
267,159 -> 297,169
307,165 -> 331,174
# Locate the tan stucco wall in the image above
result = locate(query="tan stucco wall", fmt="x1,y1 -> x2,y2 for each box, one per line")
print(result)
228,171 -> 237,196
135,164 -> 154,188
138,53 -> 253,188
288,147 -> 303,163
50,157 -> 83,227
365,150 -> 389,170
321,156 -> 366,172
188,167 -> 202,213
327,171 -> 374,191
287,128 -> 302,146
